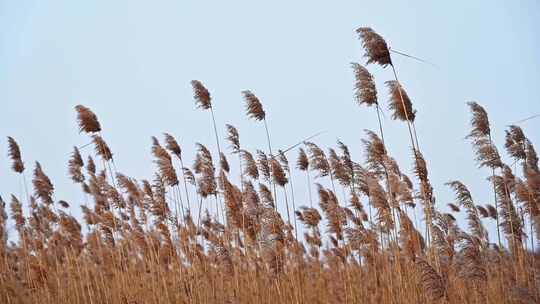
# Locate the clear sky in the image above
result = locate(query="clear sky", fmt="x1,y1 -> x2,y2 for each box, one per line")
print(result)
1,1 -> 539,244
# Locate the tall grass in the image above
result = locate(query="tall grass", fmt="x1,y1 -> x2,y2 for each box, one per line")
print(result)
1,27 -> 539,304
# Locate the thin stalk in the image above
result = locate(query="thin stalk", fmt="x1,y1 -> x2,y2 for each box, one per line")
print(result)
197,195 -> 204,229
209,107 -> 222,156
263,118 -> 279,211
306,170 -> 313,208
488,133 -> 502,248
238,153 -> 248,246
179,158 -> 192,215
21,172 -> 30,204
389,66 -> 418,152
282,187 -> 291,227
209,106 -> 228,226
390,61 -> 436,271
286,168 -> 298,239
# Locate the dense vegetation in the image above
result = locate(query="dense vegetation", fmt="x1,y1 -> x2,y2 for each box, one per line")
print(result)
1,27 -> 539,303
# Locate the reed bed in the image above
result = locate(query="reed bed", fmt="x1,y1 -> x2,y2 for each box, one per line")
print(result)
1,27 -> 539,304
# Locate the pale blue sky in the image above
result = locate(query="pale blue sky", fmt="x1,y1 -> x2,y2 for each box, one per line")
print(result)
1,1 -> 539,243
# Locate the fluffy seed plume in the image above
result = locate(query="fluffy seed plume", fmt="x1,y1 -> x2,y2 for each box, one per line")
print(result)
362,130 -> 387,176
256,150 -> 271,181
242,90 -> 265,121
10,195 -> 25,233
296,148 -> 309,171
416,258 -> 446,301
163,133 -> 182,159
277,150 -> 289,172
191,80 -> 212,110
219,152 -> 230,174
75,105 -> 101,133
446,181 -> 486,242
351,63 -> 378,107
68,146 -> 85,183
505,125 -> 527,161
92,135 -> 113,161
193,143 -> 216,198
356,27 -> 392,67
270,157 -> 288,187
241,150 -> 259,180
7,136 -> 24,173
86,156 -> 96,175
386,80 -> 416,122
296,207 -> 322,228
225,124 -> 240,153
476,205 -> 489,218
304,142 -> 330,178
151,137 -> 179,187
466,102 -> 491,138
447,203 -> 460,213
33,162 -> 54,205
182,167 -> 196,186
486,204 -> 498,220
471,137 -> 503,169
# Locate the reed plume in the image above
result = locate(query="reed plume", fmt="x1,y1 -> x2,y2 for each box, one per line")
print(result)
191,81 -> 224,190
191,80 -> 212,110
446,181 -> 486,243
32,162 -> 54,205
416,258 -> 446,301
151,137 -> 179,187
163,132 -> 193,219
447,203 -> 460,213
219,152 -> 230,174
241,149 -> 259,180
505,125 -> 527,161
75,105 -> 101,133
296,147 -> 309,171
476,205 -> 489,218
193,143 -> 217,199
317,185 -> 347,241
486,204 -> 498,220
68,146 -> 84,183
386,80 -> 416,122
163,132 -> 182,159
242,90 -> 266,121
7,136 -> 25,173
9,195 -> 25,234
351,63 -> 378,107
466,102 -> 491,138
225,124 -> 240,153
256,150 -> 271,182
356,27 -> 392,67
297,147 -> 314,208
86,155 -> 96,174
91,134 -> 113,161
466,101 -> 503,246
304,142 -> 331,178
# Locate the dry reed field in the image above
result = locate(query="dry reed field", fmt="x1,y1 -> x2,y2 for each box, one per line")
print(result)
1,27 -> 539,304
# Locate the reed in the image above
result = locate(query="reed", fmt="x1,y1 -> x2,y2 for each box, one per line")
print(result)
0,27 -> 539,304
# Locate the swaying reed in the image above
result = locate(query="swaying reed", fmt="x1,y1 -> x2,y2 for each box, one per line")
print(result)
297,147 -> 314,208
7,137 -> 24,174
75,105 -> 101,133
466,101 -> 504,247
356,27 -> 392,67
191,80 -> 212,110
351,63 -> 378,107
1,26 -> 539,304
242,90 -> 266,121
385,80 -> 416,122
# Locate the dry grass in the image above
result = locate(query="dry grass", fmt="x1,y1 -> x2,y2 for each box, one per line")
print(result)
1,27 -> 540,304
